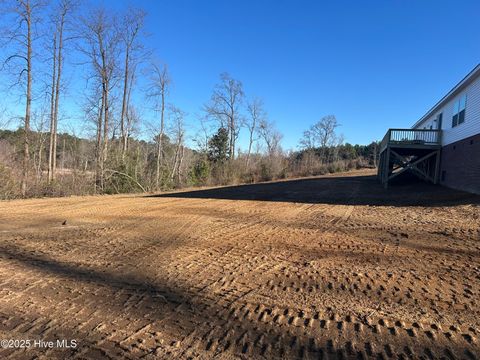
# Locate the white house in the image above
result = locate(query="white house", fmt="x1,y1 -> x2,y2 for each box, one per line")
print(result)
378,63 -> 480,194
412,64 -> 480,194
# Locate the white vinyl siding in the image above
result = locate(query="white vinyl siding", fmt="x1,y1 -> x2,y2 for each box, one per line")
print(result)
413,74 -> 480,146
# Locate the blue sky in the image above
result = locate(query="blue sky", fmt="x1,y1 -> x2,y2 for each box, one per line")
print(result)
136,0 -> 480,149
2,0 -> 480,151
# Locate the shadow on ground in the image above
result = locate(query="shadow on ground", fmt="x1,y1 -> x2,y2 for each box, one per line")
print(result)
1,243 -> 471,359
147,174 -> 480,207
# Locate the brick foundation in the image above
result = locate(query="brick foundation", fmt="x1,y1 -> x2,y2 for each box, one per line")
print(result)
440,133 -> 480,194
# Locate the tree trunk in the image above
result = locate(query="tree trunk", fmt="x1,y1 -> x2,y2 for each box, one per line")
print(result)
21,2 -> 32,197
171,142 -> 180,182
177,144 -> 184,182
155,139 -> 161,189
52,13 -> 66,181
120,48 -> 129,158
135,145 -> 140,179
246,118 -> 256,168
155,88 -> 165,190
37,139 -> 42,181
125,70 -> 134,153
95,93 -> 104,191
229,113 -> 234,160
102,80 -> 109,184
48,33 -> 57,183
61,137 -> 66,170
36,131 -> 47,182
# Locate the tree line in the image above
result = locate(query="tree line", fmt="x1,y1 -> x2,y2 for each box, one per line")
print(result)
0,0 -> 379,199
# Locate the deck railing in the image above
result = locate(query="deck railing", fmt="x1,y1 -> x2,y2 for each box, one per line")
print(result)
380,129 -> 441,153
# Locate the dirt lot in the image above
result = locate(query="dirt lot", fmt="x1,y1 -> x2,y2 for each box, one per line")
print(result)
0,170 -> 479,359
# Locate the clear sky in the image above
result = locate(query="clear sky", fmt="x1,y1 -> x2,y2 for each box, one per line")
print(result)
135,0 -> 480,149
2,0 -> 480,151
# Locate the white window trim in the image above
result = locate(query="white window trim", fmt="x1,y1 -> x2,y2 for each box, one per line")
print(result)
451,94 -> 467,128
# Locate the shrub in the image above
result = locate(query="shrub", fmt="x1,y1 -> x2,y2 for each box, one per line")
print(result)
0,163 -> 18,199
189,158 -> 210,186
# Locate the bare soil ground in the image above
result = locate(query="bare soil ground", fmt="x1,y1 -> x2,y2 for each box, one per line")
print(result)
0,170 -> 479,359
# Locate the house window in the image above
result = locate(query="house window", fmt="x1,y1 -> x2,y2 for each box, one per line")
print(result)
452,94 -> 467,127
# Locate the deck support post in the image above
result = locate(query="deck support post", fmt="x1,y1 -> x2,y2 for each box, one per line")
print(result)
383,147 -> 390,188
378,128 -> 442,188
387,150 -> 439,184
433,149 -> 441,184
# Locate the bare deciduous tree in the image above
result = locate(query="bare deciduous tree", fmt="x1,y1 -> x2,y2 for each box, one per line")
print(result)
48,0 -> 74,183
32,107 -> 48,182
0,105 -> 10,129
245,97 -> 266,168
168,106 -> 186,183
258,118 -> 282,157
80,6 -> 119,190
48,31 -> 57,181
300,129 -> 315,150
1,0 -> 44,196
204,73 -> 244,160
147,61 -> 170,190
125,98 -> 140,150
309,115 -> 340,162
193,115 -> 213,155
119,7 -> 145,158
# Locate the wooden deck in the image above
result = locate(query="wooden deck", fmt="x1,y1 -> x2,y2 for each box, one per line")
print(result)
378,129 -> 442,188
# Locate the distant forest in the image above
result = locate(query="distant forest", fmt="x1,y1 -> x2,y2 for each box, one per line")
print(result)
0,0 -> 378,199
0,126 -> 378,199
